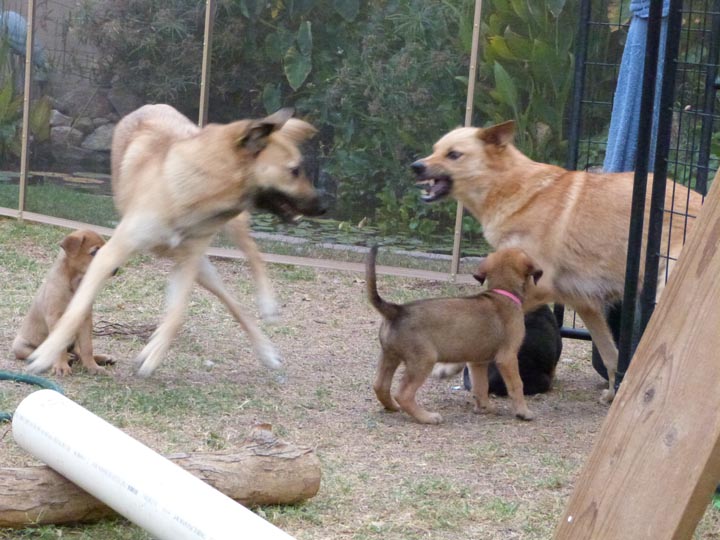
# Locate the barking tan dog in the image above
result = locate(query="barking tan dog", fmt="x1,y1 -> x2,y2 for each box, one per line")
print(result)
411,120 -> 704,402
367,245 -> 542,424
27,104 -> 324,377
13,229 -> 113,376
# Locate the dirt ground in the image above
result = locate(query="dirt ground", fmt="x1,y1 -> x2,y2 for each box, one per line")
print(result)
0,220 -> 718,539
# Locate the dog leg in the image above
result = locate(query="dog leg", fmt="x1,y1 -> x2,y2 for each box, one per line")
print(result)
494,352 -> 534,420
225,214 -> 279,322
575,304 -> 619,403
395,359 -> 442,424
135,254 -> 204,377
373,352 -> 401,412
195,256 -> 281,370
74,312 -> 106,375
11,336 -> 35,361
467,363 -> 496,414
27,234 -> 134,374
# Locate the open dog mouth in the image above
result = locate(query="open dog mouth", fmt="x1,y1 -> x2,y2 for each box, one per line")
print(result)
415,176 -> 452,203
253,189 -> 325,224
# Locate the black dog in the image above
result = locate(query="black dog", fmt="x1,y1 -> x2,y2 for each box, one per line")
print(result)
463,304 -> 562,395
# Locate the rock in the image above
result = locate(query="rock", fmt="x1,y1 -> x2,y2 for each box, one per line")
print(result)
49,110 -> 71,127
54,87 -> 114,118
81,124 -> 115,151
50,126 -> 84,147
107,86 -> 143,116
74,116 -> 95,134
50,145 -> 110,166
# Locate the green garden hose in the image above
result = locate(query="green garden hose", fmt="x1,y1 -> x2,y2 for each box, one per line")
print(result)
0,370 -> 63,422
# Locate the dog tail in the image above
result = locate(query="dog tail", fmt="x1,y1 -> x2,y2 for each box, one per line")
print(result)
366,245 -> 402,320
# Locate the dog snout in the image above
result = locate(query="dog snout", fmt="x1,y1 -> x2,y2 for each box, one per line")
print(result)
411,160 -> 427,176
303,196 -> 327,217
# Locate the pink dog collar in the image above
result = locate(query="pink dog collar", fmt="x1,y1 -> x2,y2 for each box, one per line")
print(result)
491,289 -> 522,307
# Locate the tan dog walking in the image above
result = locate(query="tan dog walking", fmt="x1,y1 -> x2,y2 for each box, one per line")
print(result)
27,104 -> 324,377
13,229 -> 113,376
367,245 -> 542,424
412,120 -> 704,402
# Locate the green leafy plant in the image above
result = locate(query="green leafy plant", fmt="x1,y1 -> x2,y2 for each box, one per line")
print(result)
0,38 -> 52,165
474,0 -> 578,164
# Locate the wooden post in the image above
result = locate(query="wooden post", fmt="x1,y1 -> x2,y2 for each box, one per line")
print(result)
450,0 -> 483,279
18,0 -> 37,217
198,0 -> 215,127
555,170 -> 720,540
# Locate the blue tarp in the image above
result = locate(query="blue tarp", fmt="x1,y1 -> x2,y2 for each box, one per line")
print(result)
603,0 -> 670,173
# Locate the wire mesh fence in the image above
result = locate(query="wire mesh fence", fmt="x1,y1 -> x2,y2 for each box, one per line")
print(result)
0,0 -> 718,281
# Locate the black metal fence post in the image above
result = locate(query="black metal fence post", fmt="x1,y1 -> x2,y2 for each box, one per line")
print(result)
615,0 -> 666,391
639,0 -> 685,333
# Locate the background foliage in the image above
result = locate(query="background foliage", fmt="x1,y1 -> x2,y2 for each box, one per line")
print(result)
74,0 -> 581,243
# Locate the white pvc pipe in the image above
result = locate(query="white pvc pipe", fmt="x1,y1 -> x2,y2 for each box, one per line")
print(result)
12,389 -> 296,540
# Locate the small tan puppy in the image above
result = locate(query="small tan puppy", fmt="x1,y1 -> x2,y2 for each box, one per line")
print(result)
366,245 -> 542,424
26,104 -> 324,377
13,229 -> 112,376
412,120 -> 704,402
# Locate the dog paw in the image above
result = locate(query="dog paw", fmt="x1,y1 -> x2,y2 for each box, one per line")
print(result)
94,354 -> 116,366
134,337 -> 170,377
26,349 -> 56,375
416,412 -> 443,424
473,402 -> 497,415
600,388 -> 615,404
515,409 -> 535,421
256,343 -> 282,369
85,364 -> 109,376
135,356 -> 160,378
51,363 -> 73,377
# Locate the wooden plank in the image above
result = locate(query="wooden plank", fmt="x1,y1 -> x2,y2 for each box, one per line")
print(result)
555,172 -> 720,540
0,207 -> 477,283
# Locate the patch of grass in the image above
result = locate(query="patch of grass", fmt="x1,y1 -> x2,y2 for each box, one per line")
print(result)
259,503 -> 324,527
74,378 -> 247,426
0,519 -> 151,539
273,265 -> 317,282
390,477 -> 474,530
482,496 -> 520,522
0,184 -> 118,227
0,182 -> 19,208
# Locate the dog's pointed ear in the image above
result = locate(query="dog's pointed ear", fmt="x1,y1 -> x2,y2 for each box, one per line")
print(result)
473,257 -> 488,285
478,120 -> 515,147
279,118 -> 317,144
60,232 -> 84,257
236,108 -> 295,154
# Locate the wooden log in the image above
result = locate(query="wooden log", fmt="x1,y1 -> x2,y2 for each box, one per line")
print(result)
0,424 -> 321,528
555,171 -> 720,539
